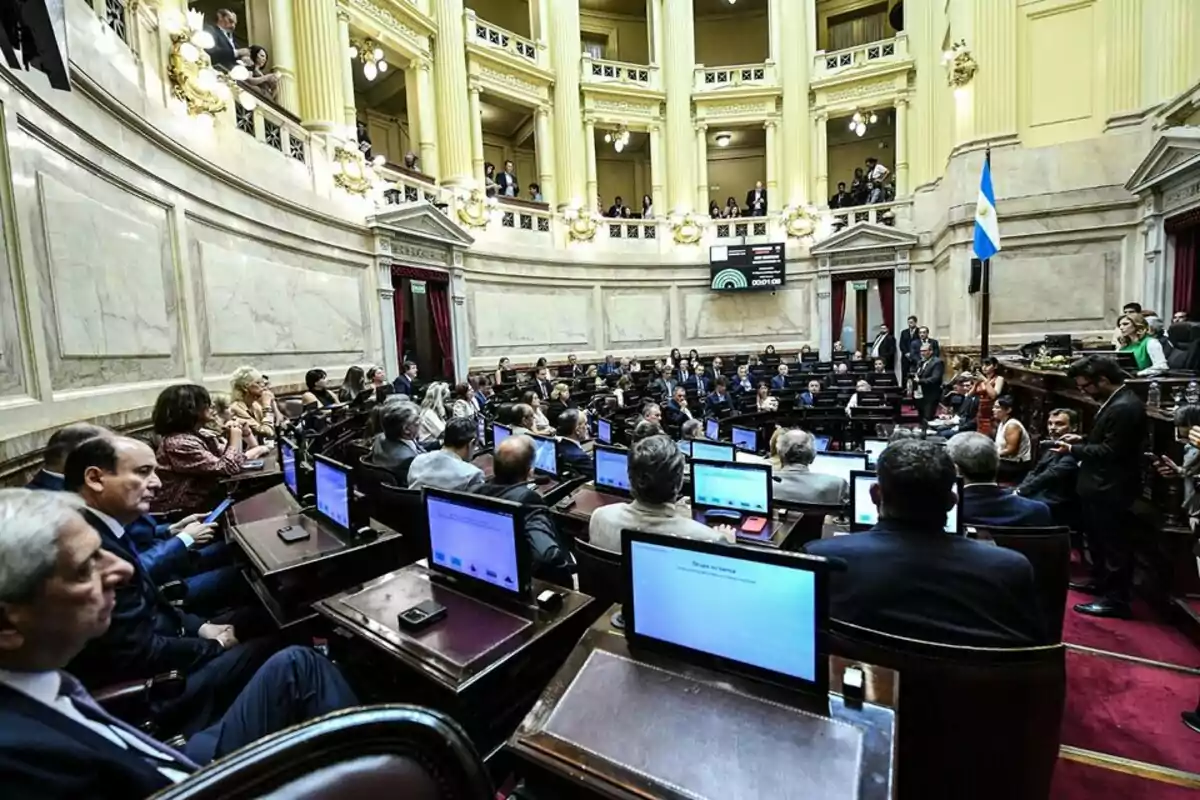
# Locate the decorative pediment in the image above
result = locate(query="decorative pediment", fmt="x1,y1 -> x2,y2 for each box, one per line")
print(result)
1125,127 -> 1200,195
810,222 -> 918,256
368,203 -> 475,250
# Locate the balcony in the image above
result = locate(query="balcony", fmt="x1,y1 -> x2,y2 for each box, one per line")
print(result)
812,35 -> 910,81
230,94 -> 312,176
581,54 -> 661,92
377,163 -> 444,208
464,10 -> 544,69
828,199 -> 912,231
693,61 -> 778,94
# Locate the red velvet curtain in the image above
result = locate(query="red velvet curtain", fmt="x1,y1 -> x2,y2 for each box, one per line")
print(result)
390,272 -> 406,367
1174,228 -> 1198,318
427,282 -> 455,379
877,275 -> 894,329
832,279 -> 847,348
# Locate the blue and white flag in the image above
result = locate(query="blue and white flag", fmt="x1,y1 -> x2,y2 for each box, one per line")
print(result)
973,150 -> 1001,261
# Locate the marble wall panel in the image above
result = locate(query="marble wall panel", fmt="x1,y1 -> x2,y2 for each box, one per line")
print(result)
682,284 -> 813,342
0,102 -> 26,399
469,286 -> 592,354
990,244 -> 1118,335
604,291 -> 670,348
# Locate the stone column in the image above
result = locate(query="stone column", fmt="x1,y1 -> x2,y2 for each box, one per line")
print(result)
1105,0 -> 1141,119
662,0 -> 696,213
336,11 -> 356,131
813,112 -> 828,207
649,123 -> 664,214
266,0 -> 298,114
584,117 -> 599,210
378,267 -> 399,377
535,106 -> 556,208
292,0 -> 344,133
764,119 -> 778,212
893,254 -> 911,382
971,0 -> 1017,140
549,0 -> 586,208
647,0 -> 664,65
778,0 -> 813,205
817,267 -> 832,359
1142,0 -> 1199,106
431,0 -> 473,187
414,59 -> 440,179
768,0 -> 781,63
468,82 -> 485,185
894,97 -> 909,196
695,123 -> 709,212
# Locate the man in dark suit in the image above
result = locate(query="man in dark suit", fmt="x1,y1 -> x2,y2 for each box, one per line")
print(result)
0,487 -> 359,799
771,363 -> 791,391
370,401 -> 424,483
907,325 -> 941,365
913,342 -> 944,420
495,160 -> 519,197
686,364 -> 709,397
567,353 -> 586,379
664,386 -> 694,428
203,8 -> 249,72
554,409 -> 593,478
472,437 -> 576,587
947,432 -> 1054,528
1016,409 -> 1080,527
798,378 -> 822,407
705,377 -> 734,417
1059,356 -> 1147,618
805,440 -> 1046,647
392,360 -> 417,397
935,374 -> 981,438
674,358 -> 691,386
745,180 -> 767,216
898,315 -> 919,378
868,323 -> 897,370
829,182 -> 852,208
26,422 -> 107,492
533,366 -> 554,401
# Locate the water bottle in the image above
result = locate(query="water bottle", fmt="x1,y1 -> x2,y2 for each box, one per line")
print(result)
1148,381 -> 1161,408
1188,380 -> 1200,406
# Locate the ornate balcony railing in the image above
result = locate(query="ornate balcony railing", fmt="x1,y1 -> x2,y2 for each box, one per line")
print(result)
712,218 -> 773,240
497,198 -> 553,236
377,163 -> 443,207
464,10 -> 542,67
580,54 -> 661,91
602,218 -> 659,242
812,34 -> 910,79
828,199 -> 910,230
693,61 -> 777,93
231,93 -> 311,171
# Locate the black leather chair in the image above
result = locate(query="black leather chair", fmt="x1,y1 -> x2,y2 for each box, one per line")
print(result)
151,705 -> 493,799
969,525 -> 1071,643
828,620 -> 1066,800
94,671 -> 186,738
574,537 -> 622,606
356,456 -> 400,517
772,499 -> 844,548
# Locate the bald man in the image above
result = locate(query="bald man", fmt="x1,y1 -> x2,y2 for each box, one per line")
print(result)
26,422 -> 108,491
472,436 -> 576,587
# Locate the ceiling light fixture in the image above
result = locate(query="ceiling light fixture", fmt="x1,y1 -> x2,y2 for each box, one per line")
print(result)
350,37 -> 386,81
606,124 -> 631,152
849,108 -> 878,137
714,132 -> 733,147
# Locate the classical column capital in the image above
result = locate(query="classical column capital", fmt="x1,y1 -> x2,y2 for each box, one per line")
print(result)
414,56 -> 433,72
467,78 -> 481,95
648,122 -> 662,134
814,111 -> 828,123
536,104 -> 550,119
337,9 -> 350,22
895,95 -> 910,109
694,122 -> 709,133
763,118 -> 777,130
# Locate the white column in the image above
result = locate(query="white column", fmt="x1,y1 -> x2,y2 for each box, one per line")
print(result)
549,0 -> 587,208
430,0 -> 473,187
648,0 -> 664,64
535,106 -> 555,207
814,112 -> 828,207
663,0 -> 696,213
336,11 -> 356,130
768,0 -> 781,62
817,268 -> 832,359
585,117 -> 598,210
267,0 -> 299,114
468,83 -> 484,185
649,123 -> 664,214
764,119 -> 778,213
414,58 -> 439,179
449,265 -> 471,382
893,256 -> 911,382
778,0 -> 813,205
894,96 -> 909,196
695,123 -> 709,212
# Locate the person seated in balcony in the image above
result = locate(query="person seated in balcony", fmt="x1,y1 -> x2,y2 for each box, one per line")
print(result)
496,159 -> 518,197
204,8 -> 250,72
528,182 -> 544,202
607,196 -> 626,217
240,45 -> 278,99
403,151 -> 419,171
867,180 -> 884,205
355,120 -> 372,160
830,181 -> 852,208
708,200 -> 721,218
746,180 -> 767,216
620,205 -> 632,218
484,162 -> 498,197
850,167 -> 868,204
725,197 -> 742,218
642,194 -> 654,217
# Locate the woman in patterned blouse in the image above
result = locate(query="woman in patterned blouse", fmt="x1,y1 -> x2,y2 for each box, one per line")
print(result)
228,365 -> 277,439
152,384 -> 269,513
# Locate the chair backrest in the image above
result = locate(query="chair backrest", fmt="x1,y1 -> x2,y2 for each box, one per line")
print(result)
153,705 -> 492,800
772,499 -> 844,547
375,484 -> 427,551
971,525 -> 1071,643
574,537 -> 623,607
356,456 -> 400,516
828,620 -> 1066,800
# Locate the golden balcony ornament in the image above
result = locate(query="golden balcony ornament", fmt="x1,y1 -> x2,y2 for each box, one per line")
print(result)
782,205 -> 819,240
456,189 -> 494,229
670,212 -> 705,246
943,39 -> 977,90
562,205 -> 599,242
332,146 -> 373,196
167,10 -> 227,116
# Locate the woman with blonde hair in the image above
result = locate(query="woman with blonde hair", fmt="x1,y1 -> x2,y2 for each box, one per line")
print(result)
229,365 -> 276,438
419,382 -> 450,441
1117,311 -> 1168,376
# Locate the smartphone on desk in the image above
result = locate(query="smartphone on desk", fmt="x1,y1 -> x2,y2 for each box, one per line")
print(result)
276,525 -> 310,544
242,460 -> 265,470
398,599 -> 447,632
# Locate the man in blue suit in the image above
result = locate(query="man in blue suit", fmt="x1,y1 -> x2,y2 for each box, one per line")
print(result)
392,360 -> 418,397
705,377 -> 733,417
686,364 -> 709,397
25,422 -> 108,492
798,378 -> 822,407
771,363 -> 791,391
554,409 -> 594,478
946,431 -> 1054,528
0,488 -> 359,799
805,440 -> 1046,647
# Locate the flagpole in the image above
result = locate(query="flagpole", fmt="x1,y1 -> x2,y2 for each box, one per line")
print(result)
979,146 -> 992,359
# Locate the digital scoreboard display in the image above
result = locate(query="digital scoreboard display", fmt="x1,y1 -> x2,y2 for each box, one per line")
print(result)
709,243 -> 785,291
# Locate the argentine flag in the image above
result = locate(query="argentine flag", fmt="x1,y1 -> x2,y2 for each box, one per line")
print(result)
973,151 -> 1001,261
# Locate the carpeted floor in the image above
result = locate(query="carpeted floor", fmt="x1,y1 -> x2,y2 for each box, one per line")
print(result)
1050,758 -> 1200,800
1062,589 -> 1200,667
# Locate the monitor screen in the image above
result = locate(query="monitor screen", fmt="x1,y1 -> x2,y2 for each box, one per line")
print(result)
314,457 -> 351,530
691,441 -> 735,463
813,434 -> 830,452
863,439 -> 887,465
529,434 -> 558,476
810,452 -> 868,485
705,418 -> 720,440
598,418 -> 612,445
427,493 -> 522,593
492,423 -> 512,450
731,425 -> 757,452
594,445 -> 631,495
850,471 -> 961,534
677,439 -> 692,457
691,461 -> 770,514
627,536 -> 820,684
280,438 -> 298,497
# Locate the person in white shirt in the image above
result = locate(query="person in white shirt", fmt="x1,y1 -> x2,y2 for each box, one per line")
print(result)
845,379 -> 874,416
588,435 -> 735,552
866,157 -> 890,183
993,396 -> 1033,481
418,382 -> 450,441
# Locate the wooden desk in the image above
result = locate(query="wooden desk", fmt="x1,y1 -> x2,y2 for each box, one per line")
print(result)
506,609 -> 897,800
313,562 -> 597,757
220,452 -> 281,484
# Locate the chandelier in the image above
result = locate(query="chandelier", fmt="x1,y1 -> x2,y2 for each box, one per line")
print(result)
349,37 -> 388,81
849,108 -> 877,137
604,125 -> 631,153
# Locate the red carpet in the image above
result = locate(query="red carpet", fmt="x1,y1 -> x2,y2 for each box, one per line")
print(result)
1062,589 -> 1200,667
1059,649 -> 1200,774
1050,758 -> 1200,799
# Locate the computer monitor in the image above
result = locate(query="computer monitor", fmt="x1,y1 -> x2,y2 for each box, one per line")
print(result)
492,422 -> 512,450
622,529 -> 829,693
705,418 -> 720,440
691,441 -> 735,463
810,452 -> 869,486
313,454 -> 354,531
424,487 -> 531,598
594,444 -> 632,497
279,436 -> 298,498
801,351 -> 820,363
863,438 -> 888,466
849,470 -> 963,535
690,460 -> 771,515
597,417 -> 613,445
813,434 -> 831,453
677,439 -> 692,457
731,425 -> 757,453
529,433 -> 559,477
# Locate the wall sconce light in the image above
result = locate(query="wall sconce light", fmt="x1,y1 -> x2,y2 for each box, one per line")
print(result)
350,37 -> 387,81
944,39 -> 978,91
714,132 -> 733,148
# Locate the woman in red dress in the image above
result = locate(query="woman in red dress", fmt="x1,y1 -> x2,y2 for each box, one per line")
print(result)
973,356 -> 1006,437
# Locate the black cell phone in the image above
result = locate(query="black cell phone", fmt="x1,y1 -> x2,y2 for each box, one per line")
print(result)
397,599 -> 447,631
277,525 -> 310,543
